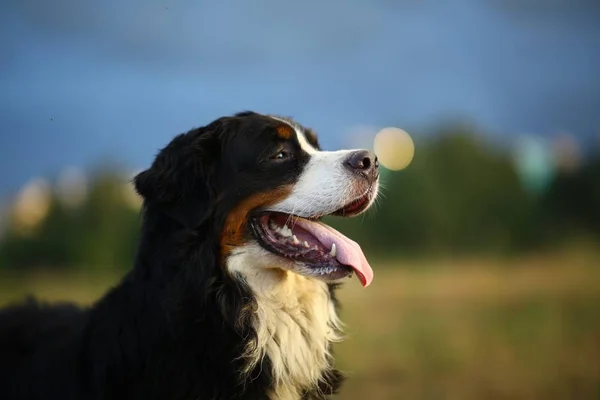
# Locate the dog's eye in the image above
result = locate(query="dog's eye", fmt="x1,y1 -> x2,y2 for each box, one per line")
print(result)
272,151 -> 288,160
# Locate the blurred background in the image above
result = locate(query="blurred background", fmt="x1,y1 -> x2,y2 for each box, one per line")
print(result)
1,1 -> 600,399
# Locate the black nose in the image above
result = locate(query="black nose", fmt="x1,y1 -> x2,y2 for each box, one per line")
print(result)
345,150 -> 379,178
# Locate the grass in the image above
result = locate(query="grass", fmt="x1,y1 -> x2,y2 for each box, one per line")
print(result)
1,251 -> 599,399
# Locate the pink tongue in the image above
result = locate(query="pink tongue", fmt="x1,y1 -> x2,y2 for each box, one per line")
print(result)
293,218 -> 374,287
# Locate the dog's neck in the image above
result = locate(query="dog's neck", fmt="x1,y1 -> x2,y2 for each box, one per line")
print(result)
132,211 -> 344,399
227,245 -> 344,400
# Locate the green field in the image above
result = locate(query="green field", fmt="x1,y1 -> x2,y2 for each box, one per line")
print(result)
1,252 -> 599,400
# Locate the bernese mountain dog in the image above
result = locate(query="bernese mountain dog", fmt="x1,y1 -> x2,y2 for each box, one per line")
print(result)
0,111 -> 379,400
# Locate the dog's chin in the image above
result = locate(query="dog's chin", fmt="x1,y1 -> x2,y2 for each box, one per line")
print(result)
248,190 -> 375,284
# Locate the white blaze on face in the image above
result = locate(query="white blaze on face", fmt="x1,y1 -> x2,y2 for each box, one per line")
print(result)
221,116 -> 380,399
269,116 -> 376,217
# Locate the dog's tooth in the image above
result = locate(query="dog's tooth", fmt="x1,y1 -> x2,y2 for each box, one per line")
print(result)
280,225 -> 292,237
303,241 -> 310,248
275,225 -> 289,237
329,243 -> 337,257
292,235 -> 300,244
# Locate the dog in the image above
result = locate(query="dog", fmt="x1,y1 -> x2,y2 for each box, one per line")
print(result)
0,111 -> 379,400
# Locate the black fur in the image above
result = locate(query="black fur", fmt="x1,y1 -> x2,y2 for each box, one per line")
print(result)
0,112 -> 343,399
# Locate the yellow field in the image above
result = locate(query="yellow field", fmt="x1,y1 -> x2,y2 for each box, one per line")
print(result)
1,251 -> 599,399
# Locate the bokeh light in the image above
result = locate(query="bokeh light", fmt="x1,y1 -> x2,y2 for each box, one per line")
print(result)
373,127 -> 415,171
2,4 -> 600,399
512,135 -> 555,195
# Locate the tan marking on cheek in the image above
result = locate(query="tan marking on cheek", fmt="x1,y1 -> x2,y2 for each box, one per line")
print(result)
276,125 -> 293,140
220,186 -> 293,258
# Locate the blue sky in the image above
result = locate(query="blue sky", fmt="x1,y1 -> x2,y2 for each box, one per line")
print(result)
1,0 -> 599,195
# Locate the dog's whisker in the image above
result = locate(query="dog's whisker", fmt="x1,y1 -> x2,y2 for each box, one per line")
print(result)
3,111 -> 382,400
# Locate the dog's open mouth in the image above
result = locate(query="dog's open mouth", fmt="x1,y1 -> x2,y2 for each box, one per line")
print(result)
250,192 -> 374,287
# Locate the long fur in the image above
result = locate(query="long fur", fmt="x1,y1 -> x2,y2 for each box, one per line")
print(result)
0,111 -> 376,400
228,244 -> 344,399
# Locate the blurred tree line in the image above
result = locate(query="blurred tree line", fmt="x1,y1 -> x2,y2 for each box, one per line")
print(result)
330,126 -> 600,258
0,172 -> 141,271
0,125 -> 598,270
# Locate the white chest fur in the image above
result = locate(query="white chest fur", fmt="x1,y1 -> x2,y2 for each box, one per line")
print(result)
227,245 -> 344,400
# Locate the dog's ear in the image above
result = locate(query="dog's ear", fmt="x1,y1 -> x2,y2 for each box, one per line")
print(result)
134,130 -> 217,228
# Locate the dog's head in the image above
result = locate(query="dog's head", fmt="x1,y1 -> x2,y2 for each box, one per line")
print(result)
134,111 -> 378,287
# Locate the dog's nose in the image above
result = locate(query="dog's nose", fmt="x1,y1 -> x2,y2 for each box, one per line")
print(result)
345,150 -> 379,178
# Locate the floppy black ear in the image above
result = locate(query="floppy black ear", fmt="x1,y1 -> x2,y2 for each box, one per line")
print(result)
134,130 -> 217,228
